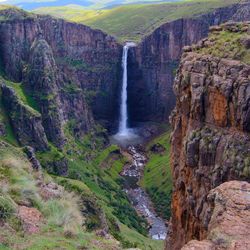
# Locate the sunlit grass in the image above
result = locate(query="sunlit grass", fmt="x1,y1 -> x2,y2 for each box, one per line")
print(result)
140,130 -> 172,219
34,0 -> 240,42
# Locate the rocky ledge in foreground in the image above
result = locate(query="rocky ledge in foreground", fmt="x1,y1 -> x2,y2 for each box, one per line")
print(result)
182,181 -> 250,250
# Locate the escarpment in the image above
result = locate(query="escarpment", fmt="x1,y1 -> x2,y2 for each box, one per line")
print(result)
25,37 -> 66,148
0,8 -> 122,135
128,1 -> 250,124
166,23 -> 250,250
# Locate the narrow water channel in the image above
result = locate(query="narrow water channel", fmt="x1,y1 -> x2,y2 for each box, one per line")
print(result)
121,146 -> 167,240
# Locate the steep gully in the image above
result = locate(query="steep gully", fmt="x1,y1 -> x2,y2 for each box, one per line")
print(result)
112,43 -> 167,240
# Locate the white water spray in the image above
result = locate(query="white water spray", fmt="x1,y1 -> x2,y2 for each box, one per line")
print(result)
117,42 -> 136,136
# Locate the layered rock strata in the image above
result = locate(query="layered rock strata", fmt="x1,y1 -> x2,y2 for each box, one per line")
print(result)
166,23 -> 250,249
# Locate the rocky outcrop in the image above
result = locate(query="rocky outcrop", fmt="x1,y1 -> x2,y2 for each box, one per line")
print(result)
0,84 -> 49,151
24,146 -> 42,171
181,181 -> 250,250
25,37 -> 65,148
0,9 -> 122,136
128,1 -> 250,124
166,23 -> 250,249
18,206 -> 43,234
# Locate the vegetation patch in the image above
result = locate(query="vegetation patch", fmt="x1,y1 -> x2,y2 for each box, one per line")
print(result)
34,0 -> 240,42
140,130 -> 172,219
195,24 -> 250,64
0,141 -> 123,250
0,90 -> 18,146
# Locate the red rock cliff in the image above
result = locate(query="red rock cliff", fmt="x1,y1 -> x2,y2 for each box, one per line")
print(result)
166,22 -> 250,249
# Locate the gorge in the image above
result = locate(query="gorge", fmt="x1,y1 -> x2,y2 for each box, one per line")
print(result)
0,1 -> 249,250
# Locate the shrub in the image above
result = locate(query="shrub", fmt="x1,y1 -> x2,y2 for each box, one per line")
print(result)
42,193 -> 84,235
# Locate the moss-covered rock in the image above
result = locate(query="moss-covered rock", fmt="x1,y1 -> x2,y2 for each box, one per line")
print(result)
1,84 -> 48,151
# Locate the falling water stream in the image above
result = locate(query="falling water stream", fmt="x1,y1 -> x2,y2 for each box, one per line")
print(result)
118,43 -> 130,135
112,42 -> 167,240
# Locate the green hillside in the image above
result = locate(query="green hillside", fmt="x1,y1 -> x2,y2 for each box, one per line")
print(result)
0,72 -> 163,249
141,130 -> 172,220
34,0 -> 240,42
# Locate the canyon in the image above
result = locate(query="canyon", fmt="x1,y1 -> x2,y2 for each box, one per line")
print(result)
1,1 -> 250,139
128,1 -> 250,124
0,1 -> 249,250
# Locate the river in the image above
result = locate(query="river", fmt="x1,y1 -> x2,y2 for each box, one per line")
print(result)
121,145 -> 167,240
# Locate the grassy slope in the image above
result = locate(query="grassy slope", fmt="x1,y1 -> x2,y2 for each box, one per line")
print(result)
140,130 -> 172,219
59,132 -> 163,249
0,135 -> 163,250
195,23 -> 250,64
0,141 -> 121,250
0,75 -> 162,248
34,0 -> 240,42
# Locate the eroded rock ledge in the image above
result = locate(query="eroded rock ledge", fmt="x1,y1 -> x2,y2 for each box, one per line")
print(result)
182,181 -> 250,250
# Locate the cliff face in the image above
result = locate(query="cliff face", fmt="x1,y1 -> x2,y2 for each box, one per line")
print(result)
167,23 -> 250,249
128,1 -> 250,124
0,83 -> 49,151
0,10 -> 122,137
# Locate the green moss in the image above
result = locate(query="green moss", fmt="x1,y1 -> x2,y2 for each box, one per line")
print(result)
55,56 -> 91,71
63,83 -> 82,95
1,77 -> 40,114
0,90 -> 18,146
36,143 -> 65,174
54,176 -> 92,195
94,144 -> 120,166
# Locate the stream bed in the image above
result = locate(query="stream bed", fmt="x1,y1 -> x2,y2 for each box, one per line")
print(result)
120,146 -> 167,240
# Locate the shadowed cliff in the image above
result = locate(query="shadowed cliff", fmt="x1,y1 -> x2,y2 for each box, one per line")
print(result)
128,1 -> 250,124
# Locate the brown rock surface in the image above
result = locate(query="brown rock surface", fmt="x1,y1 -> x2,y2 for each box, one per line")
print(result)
166,23 -> 250,250
18,206 -> 43,234
181,181 -> 250,250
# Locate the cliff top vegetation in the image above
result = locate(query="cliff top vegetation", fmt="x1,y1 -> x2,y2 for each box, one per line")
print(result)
192,22 -> 250,64
33,0 -> 242,42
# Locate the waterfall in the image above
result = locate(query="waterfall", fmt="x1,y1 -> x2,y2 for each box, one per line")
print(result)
117,42 -> 136,136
